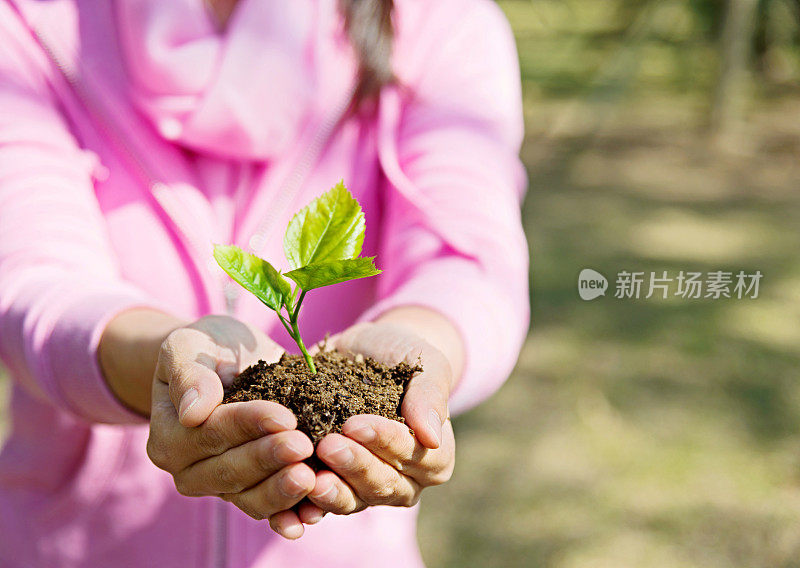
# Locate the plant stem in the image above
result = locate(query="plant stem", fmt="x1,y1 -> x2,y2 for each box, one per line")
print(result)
276,313 -> 295,342
280,289 -> 316,373
290,317 -> 316,373
292,290 -> 307,321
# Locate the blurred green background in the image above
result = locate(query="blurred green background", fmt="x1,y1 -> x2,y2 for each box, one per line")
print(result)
416,1 -> 800,567
3,0 -> 800,566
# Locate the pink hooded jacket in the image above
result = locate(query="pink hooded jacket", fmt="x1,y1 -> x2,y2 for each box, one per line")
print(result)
0,0 -> 528,566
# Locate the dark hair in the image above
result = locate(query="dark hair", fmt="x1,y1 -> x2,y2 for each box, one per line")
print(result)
341,0 -> 395,112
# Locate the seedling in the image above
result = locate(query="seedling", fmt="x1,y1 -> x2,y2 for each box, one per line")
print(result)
213,182 -> 381,373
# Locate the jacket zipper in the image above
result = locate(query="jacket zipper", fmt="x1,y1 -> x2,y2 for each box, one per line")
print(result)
217,93 -> 355,565
225,88 -> 357,314
31,29 -> 217,314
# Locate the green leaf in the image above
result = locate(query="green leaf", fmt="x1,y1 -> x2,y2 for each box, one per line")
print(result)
284,257 -> 381,291
284,181 -> 365,269
213,245 -> 291,311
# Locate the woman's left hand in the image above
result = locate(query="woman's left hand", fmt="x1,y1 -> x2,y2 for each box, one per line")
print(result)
301,321 -> 456,517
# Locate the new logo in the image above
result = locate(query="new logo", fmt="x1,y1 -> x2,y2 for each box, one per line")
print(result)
578,268 -> 608,301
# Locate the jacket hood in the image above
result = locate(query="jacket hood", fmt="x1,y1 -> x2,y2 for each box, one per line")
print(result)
114,0 -> 314,160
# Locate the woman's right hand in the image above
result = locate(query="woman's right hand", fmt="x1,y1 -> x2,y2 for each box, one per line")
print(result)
145,315 -> 317,539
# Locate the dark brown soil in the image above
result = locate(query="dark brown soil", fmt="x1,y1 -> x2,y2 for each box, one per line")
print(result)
223,351 -> 422,452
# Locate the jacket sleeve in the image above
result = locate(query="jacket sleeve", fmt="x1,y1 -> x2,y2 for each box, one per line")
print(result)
0,39 -> 158,424
361,1 -> 529,415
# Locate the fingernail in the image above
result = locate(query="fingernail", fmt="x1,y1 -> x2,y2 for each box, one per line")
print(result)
347,424 -> 376,444
324,441 -> 353,467
311,482 -> 338,501
304,509 -> 324,525
276,523 -> 303,540
280,474 -> 308,498
282,524 -> 304,540
178,388 -> 199,420
259,415 -> 294,434
428,409 -> 442,447
273,440 -> 304,463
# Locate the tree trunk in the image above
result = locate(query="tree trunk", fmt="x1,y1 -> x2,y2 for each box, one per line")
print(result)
711,0 -> 760,150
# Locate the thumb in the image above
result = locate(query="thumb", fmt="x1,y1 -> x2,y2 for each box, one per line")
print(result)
156,330 -> 225,428
400,355 -> 451,450
170,361 -> 225,428
333,322 -> 453,449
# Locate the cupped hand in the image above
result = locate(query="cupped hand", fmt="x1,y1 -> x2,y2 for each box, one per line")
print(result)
146,315 -> 316,539
305,321 -> 456,516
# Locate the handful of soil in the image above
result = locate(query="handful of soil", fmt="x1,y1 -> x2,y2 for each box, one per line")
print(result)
223,351 -> 422,448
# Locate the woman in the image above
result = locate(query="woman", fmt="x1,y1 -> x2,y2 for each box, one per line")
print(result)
0,0 -> 528,566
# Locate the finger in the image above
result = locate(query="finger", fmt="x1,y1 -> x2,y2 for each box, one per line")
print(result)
186,315 -> 284,385
157,328 -> 225,427
308,470 -> 367,515
185,401 -> 297,460
342,415 -> 454,486
172,363 -> 222,428
224,463 -> 315,521
310,333 -> 339,356
328,322 -> 416,365
269,510 -> 304,540
296,500 -> 325,525
330,323 -> 451,449
148,380 -> 185,471
148,399 -> 297,473
315,434 -> 420,507
400,356 -> 451,450
174,430 -> 313,496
